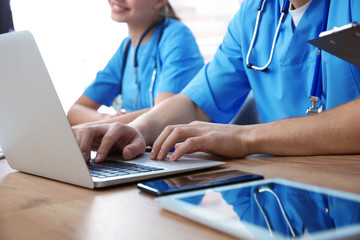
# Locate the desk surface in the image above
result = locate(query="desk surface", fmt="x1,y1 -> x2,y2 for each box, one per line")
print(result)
1,154 -> 359,240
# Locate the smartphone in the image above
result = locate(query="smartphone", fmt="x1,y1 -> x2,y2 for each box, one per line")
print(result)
137,170 -> 264,196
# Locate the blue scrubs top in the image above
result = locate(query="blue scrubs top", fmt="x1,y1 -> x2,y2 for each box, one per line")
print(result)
84,18 -> 204,111
182,0 -> 360,123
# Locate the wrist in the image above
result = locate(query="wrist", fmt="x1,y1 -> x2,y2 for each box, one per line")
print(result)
129,120 -> 151,145
239,123 -> 268,156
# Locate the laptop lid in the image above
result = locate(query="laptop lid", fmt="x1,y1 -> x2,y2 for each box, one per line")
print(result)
0,31 -> 224,189
0,31 -> 95,188
307,22 -> 360,68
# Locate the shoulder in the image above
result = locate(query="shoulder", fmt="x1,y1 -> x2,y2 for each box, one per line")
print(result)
227,0 -> 260,34
113,36 -> 131,55
104,36 -> 131,68
158,18 -> 200,53
164,18 -> 190,32
327,0 -> 360,27
161,18 -> 195,41
233,0 -> 278,24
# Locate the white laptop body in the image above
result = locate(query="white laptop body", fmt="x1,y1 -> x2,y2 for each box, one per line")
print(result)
0,31 -> 224,189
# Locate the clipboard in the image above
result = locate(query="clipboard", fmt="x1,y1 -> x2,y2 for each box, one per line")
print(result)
308,22 -> 360,68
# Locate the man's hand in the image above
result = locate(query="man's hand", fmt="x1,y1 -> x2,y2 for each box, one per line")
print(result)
150,121 -> 251,161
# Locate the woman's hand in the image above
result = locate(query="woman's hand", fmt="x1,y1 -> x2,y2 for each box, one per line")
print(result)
150,121 -> 251,161
73,122 -> 146,162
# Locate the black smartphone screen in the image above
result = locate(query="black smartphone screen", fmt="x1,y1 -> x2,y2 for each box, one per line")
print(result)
137,170 -> 264,196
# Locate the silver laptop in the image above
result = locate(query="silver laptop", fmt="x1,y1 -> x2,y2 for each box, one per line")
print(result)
0,31 -> 224,189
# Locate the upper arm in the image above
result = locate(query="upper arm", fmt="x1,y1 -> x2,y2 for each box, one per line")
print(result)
83,39 -> 129,107
73,94 -> 102,110
154,92 -> 176,105
181,9 -> 252,123
155,21 -> 204,95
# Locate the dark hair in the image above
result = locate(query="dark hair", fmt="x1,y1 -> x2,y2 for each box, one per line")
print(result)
159,2 -> 180,21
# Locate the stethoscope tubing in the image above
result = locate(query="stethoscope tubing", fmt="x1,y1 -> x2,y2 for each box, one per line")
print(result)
116,17 -> 167,111
246,0 -> 290,71
254,186 -> 297,238
245,0 -> 331,114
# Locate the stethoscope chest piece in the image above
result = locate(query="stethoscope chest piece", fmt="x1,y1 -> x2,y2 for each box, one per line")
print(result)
112,94 -> 123,112
306,96 -> 323,115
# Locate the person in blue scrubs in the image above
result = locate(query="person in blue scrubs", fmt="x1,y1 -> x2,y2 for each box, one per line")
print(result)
74,0 -> 360,163
182,0 -> 360,124
67,0 -> 203,126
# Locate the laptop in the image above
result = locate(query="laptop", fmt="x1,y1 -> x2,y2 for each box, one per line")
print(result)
308,22 -> 360,68
0,31 -> 224,189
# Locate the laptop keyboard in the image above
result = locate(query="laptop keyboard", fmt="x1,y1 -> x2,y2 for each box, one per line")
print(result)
87,160 -> 164,178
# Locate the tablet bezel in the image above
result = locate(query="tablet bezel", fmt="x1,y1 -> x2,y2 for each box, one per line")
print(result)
156,178 -> 360,240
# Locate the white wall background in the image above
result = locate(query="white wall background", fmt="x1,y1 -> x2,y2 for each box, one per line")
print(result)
10,0 -> 241,113
11,0 -> 128,113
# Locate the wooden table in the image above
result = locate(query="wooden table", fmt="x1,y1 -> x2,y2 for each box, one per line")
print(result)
1,154 -> 359,240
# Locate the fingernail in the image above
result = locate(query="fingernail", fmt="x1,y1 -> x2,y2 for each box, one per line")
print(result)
95,154 -> 103,162
170,154 -> 177,161
82,152 -> 89,160
158,150 -> 164,160
125,149 -> 133,159
150,150 -> 155,159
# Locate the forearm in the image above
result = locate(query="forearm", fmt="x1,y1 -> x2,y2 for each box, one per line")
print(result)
245,99 -> 360,156
67,104 -> 110,126
75,109 -> 149,127
130,94 -> 210,145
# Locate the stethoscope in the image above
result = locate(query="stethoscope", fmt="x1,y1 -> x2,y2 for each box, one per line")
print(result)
246,0 -> 331,115
246,0 -> 290,72
254,186 -> 297,238
112,17 -> 168,112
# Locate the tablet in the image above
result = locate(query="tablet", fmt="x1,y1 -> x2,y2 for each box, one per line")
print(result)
307,22 -> 360,68
156,178 -> 360,240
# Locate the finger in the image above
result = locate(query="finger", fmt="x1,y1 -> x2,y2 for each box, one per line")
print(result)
150,125 -> 177,159
156,126 -> 203,160
73,128 -> 87,160
170,135 -> 211,161
168,177 -> 193,187
122,136 -> 146,160
78,126 -> 104,162
95,123 -> 146,162
95,124 -> 125,162
164,178 -> 177,187
73,127 -> 83,145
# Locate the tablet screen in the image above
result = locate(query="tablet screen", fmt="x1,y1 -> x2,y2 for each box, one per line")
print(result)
156,179 -> 360,239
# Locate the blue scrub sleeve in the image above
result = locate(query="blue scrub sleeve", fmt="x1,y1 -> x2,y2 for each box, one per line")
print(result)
154,21 -> 204,97
182,10 -> 251,124
350,0 -> 360,21
83,38 -> 129,106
